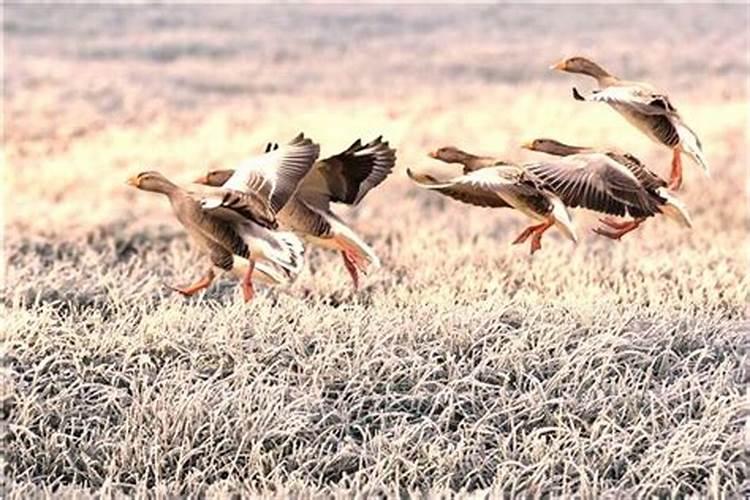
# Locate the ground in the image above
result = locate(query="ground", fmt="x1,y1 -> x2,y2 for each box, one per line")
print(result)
3,4 -> 749,498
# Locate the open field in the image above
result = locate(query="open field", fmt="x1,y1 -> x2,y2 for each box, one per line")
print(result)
3,4 -> 749,497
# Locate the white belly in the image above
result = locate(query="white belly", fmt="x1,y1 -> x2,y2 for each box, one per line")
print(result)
227,255 -> 287,286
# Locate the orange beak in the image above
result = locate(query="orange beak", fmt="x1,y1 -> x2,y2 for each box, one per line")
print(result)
550,59 -> 567,71
193,174 -> 208,184
126,175 -> 140,187
521,141 -> 534,150
428,150 -> 439,159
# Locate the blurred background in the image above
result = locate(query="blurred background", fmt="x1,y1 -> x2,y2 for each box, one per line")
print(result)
3,5 -> 749,219
4,3 -> 749,277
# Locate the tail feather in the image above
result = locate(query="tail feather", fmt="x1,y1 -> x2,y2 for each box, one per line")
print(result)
656,188 -> 693,228
548,195 -> 578,243
242,225 -> 305,279
268,231 -> 305,277
683,148 -> 709,177
675,122 -> 709,177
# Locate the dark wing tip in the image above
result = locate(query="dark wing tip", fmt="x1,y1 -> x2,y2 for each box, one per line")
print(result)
288,133 -> 319,153
622,152 -> 643,165
318,136 -> 397,205
289,132 -> 307,146
572,87 -> 585,101
649,96 -> 677,113
649,98 -> 666,110
371,140 -> 397,159
346,138 -> 363,152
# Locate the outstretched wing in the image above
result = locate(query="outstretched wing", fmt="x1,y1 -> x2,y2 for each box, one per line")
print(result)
298,136 -> 397,208
573,84 -> 677,116
406,167 -> 513,209
526,153 -> 661,218
187,184 -> 278,229
222,133 -> 321,214
605,151 -> 667,192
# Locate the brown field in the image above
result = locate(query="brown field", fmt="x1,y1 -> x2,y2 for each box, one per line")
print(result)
3,4 -> 749,498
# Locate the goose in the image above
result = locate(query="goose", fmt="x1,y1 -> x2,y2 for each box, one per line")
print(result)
408,148 -> 577,254
428,146 -> 506,173
551,56 -> 708,189
196,137 -> 396,289
522,138 -> 692,239
127,133 -> 319,301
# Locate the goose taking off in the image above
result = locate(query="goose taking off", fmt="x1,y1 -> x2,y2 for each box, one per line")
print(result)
551,56 -> 708,190
127,133 -> 319,302
197,136 -> 396,289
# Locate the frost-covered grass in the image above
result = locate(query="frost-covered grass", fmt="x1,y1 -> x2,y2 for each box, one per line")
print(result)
4,4 -> 749,497
5,200 -> 748,497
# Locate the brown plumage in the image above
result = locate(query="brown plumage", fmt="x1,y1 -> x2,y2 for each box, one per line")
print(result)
428,146 -> 509,173
197,136 -> 397,289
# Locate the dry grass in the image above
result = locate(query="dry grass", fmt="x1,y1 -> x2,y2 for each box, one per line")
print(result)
3,4 -> 749,498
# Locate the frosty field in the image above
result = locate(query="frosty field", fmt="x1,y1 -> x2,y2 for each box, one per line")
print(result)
3,4 -> 749,497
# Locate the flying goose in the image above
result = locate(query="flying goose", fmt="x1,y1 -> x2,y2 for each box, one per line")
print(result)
127,133 -> 319,301
408,148 -> 577,254
551,56 -> 708,190
428,146 -> 508,173
196,136 -> 396,289
522,138 -> 692,239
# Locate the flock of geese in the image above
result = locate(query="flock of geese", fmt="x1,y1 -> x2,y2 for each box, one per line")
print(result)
128,57 -> 708,301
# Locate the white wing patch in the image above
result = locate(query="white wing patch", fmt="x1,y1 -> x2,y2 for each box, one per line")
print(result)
223,148 -> 283,194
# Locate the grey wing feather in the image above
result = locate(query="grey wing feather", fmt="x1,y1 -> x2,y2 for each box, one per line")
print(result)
574,85 -> 677,116
605,152 -> 667,192
406,168 -> 510,209
351,137 -> 397,204
526,155 -> 660,218
299,136 -> 397,207
224,133 -> 321,214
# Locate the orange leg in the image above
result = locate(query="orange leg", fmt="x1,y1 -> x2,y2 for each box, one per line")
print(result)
593,218 -> 646,240
168,269 -> 215,297
341,251 -> 360,290
598,216 -> 636,230
668,147 -> 683,190
242,259 -> 255,302
512,223 -> 547,245
529,220 -> 554,255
